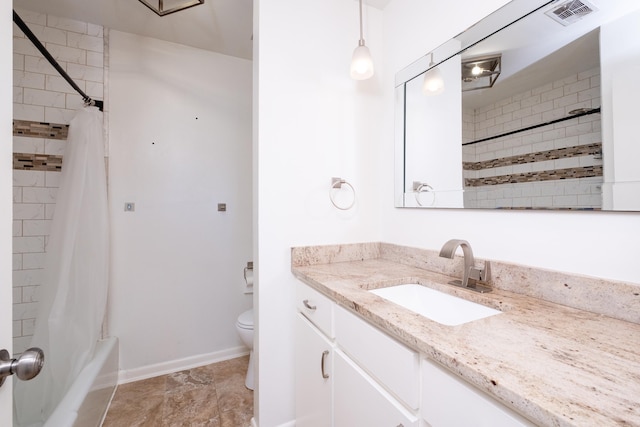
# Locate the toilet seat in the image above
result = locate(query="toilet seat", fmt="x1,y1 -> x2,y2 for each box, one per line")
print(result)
237,309 -> 253,329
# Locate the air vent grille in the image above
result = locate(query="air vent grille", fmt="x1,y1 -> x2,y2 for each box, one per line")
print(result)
545,0 -> 598,26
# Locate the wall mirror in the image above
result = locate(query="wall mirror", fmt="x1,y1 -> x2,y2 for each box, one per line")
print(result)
395,0 -> 640,211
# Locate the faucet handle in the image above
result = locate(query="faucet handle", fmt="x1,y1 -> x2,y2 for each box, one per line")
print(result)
469,261 -> 491,283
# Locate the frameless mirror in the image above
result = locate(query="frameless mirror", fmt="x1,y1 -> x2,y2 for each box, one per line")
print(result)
395,0 -> 640,210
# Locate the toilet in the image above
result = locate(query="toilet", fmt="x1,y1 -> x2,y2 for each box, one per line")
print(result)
236,309 -> 254,390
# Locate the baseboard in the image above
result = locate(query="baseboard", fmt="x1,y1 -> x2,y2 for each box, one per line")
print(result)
117,346 -> 249,384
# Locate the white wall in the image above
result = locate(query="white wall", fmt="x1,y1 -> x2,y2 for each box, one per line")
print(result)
381,1 -> 640,284
108,31 -> 253,380
254,0 -> 383,424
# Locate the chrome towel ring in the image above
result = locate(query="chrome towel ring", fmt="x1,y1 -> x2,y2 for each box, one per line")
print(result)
413,181 -> 435,207
330,177 -> 356,210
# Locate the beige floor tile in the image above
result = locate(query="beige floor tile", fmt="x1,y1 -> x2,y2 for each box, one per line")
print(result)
103,356 -> 252,427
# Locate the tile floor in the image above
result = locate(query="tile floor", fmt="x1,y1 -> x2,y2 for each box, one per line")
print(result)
103,355 -> 253,427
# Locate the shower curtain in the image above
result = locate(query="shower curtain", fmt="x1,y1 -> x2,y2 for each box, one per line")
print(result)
14,106 -> 109,426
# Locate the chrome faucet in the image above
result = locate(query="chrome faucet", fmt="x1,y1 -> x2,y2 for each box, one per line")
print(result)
439,239 -> 491,292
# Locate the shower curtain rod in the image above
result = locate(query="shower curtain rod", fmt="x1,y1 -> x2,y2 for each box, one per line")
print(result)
462,107 -> 601,146
13,10 -> 104,112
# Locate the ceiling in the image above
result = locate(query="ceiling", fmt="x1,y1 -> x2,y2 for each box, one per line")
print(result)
13,0 -> 392,60
13,0 -> 254,59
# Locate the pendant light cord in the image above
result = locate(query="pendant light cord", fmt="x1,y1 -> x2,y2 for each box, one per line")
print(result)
358,0 -> 365,45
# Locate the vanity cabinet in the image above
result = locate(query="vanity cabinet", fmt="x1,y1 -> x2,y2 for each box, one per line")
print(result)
295,313 -> 333,427
295,281 -> 533,427
421,358 -> 534,427
334,349 -> 419,427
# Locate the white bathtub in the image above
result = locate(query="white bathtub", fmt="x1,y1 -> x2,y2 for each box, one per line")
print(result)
42,337 -> 119,427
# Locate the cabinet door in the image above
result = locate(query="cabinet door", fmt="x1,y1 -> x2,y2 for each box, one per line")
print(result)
422,358 -> 535,427
295,313 -> 333,427
334,350 -> 419,427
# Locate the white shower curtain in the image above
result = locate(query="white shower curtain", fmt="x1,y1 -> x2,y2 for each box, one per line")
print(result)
14,106 -> 109,426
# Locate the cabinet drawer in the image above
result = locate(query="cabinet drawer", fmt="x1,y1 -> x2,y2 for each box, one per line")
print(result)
334,305 -> 420,410
422,358 -> 535,426
296,281 -> 334,338
334,350 -> 419,427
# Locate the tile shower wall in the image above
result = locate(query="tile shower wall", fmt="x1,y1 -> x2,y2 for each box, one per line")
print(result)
462,67 -> 602,209
12,9 -> 104,354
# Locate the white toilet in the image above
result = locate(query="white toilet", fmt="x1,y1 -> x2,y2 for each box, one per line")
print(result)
236,308 -> 254,390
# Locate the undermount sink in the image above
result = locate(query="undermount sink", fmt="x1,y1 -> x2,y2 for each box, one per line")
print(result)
369,284 -> 501,326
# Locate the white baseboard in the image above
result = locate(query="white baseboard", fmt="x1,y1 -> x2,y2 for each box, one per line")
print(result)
117,346 -> 249,384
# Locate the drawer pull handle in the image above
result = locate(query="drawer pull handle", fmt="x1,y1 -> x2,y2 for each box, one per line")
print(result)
321,350 -> 329,379
303,299 -> 317,311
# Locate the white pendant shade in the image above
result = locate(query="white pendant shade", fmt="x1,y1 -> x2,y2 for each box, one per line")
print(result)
422,57 -> 445,95
351,44 -> 374,80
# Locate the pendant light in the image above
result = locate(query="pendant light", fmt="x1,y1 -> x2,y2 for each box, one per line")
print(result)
350,0 -> 374,80
422,53 -> 445,95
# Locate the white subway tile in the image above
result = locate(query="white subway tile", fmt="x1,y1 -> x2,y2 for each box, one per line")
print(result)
554,93 -> 578,109
13,37 -> 40,56
531,100 -> 553,115
503,118 -> 522,133
553,194 -> 578,206
578,132 -> 601,145
14,86 -> 24,103
22,318 -> 37,335
45,171 -> 61,187
44,107 -> 75,124
13,269 -> 44,287
521,94 -> 541,108
564,78 -> 590,95
13,136 -> 45,154
86,50 -> 104,68
85,81 -> 104,99
87,23 -> 104,37
26,23 -> 67,46
13,203 -> 45,220
67,32 -> 103,53
532,82 -> 553,95
13,70 -> 45,90
13,187 -> 22,204
13,336 -> 35,355
23,88 -> 66,108
14,53 -> 24,71
13,236 -> 45,254
67,63 -> 104,83
13,103 -> 45,121
566,122 -> 592,137
44,43 -> 86,65
22,219 -> 52,236
12,302 -> 39,321
45,204 -> 56,220
45,74 -> 84,94
554,74 -> 578,89
13,220 -> 22,237
521,113 -> 542,128
13,170 -> 45,187
23,253 -> 46,270
22,187 -> 57,204
532,196 -> 553,207
44,139 -> 66,156
555,157 -> 580,169
512,106 -> 532,119
578,87 -> 600,103
512,90 -> 532,102
14,8 -> 47,25
13,254 -> 23,271
578,68 -> 599,81
66,93 -> 84,110
47,15 -> 87,34
13,319 -> 22,337
25,55 -> 61,75
541,87 -> 563,102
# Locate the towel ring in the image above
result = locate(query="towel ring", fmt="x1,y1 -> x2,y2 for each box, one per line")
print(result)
413,181 -> 435,207
330,177 -> 356,210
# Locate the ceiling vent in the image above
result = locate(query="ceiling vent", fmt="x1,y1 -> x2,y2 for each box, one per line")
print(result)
545,0 -> 598,26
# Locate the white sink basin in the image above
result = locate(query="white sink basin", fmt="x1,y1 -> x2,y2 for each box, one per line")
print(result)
369,284 -> 501,326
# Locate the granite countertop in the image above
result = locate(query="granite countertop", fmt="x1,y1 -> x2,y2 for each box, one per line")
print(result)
291,245 -> 640,427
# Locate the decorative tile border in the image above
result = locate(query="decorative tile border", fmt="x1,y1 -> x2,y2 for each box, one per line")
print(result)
465,165 -> 602,187
463,143 -> 601,171
13,153 -> 63,171
13,120 -> 69,140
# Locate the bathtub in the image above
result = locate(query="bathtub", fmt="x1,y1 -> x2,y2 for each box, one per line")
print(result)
42,337 -> 119,427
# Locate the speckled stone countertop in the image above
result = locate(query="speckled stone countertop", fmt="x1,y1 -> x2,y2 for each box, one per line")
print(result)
291,242 -> 640,427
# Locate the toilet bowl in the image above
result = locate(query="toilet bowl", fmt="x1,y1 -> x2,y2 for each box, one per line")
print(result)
236,309 -> 254,390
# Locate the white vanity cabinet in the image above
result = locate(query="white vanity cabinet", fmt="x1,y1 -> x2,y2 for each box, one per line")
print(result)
295,313 -> 333,427
421,358 -> 535,427
295,282 -> 335,427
